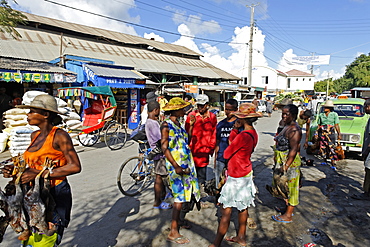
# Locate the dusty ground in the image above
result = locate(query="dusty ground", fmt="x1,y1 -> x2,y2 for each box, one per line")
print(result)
0,112 -> 369,247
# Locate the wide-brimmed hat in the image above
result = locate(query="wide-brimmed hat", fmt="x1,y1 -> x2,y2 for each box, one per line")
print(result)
162,97 -> 190,111
17,94 -> 64,115
322,100 -> 335,108
196,94 -> 209,105
146,91 -> 158,102
232,103 -> 263,118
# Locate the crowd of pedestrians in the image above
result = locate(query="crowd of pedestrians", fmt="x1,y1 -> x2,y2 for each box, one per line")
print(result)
137,91 -> 370,246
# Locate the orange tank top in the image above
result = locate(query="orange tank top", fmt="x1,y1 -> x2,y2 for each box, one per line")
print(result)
24,126 -> 67,187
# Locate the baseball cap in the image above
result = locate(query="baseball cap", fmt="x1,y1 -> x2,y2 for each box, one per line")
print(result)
196,94 -> 209,105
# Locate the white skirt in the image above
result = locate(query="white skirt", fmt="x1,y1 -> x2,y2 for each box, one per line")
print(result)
218,173 -> 256,211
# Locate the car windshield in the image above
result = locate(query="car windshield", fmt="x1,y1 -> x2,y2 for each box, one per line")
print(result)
320,104 -> 364,117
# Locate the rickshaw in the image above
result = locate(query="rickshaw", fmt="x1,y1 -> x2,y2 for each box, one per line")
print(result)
58,86 -> 127,150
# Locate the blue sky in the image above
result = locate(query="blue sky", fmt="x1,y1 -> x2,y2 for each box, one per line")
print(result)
11,0 -> 370,81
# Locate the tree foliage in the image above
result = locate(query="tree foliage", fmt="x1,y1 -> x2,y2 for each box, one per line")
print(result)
0,0 -> 27,38
315,53 -> 370,93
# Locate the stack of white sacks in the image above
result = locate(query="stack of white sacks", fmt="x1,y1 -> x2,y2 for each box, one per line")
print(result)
0,91 -> 83,155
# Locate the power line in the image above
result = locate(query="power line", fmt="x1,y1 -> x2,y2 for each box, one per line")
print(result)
43,0 -> 247,45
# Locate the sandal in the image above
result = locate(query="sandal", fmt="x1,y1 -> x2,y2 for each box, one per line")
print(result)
153,201 -> 172,210
247,217 -> 257,229
167,236 -> 190,244
179,220 -> 191,229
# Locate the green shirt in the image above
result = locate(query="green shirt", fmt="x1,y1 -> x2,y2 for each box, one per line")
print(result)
318,112 -> 340,126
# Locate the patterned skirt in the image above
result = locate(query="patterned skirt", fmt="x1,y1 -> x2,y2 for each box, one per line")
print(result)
274,150 -> 301,206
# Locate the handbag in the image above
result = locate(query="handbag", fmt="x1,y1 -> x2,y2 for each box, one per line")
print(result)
130,124 -> 147,141
335,141 -> 345,160
266,168 -> 289,199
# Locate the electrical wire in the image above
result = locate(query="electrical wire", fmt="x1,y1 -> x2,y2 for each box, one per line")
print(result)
43,0 -> 247,45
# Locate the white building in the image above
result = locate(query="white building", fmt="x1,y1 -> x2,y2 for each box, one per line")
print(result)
240,66 -> 315,94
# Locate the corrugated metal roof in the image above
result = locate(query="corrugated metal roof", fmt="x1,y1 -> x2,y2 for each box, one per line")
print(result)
0,56 -> 75,74
85,64 -> 147,79
0,27 -> 239,80
23,12 -> 201,57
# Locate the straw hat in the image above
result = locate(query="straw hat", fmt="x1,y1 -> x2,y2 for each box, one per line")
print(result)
322,100 -> 335,108
232,103 -> 263,118
162,97 -> 190,111
17,94 -> 65,115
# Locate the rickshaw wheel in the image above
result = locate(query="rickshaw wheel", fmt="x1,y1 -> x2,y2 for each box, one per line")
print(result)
77,130 -> 100,147
105,121 -> 128,150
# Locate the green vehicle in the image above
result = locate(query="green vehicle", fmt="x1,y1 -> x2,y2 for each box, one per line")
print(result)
308,98 -> 368,154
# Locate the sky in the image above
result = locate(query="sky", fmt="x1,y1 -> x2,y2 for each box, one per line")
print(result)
10,0 -> 370,81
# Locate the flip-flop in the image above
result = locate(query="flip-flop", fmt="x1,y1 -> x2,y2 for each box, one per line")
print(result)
225,236 -> 247,246
153,201 -> 172,209
166,236 -> 190,244
271,215 -> 292,223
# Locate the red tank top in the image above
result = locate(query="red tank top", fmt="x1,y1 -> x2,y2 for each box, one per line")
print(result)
24,126 -> 67,187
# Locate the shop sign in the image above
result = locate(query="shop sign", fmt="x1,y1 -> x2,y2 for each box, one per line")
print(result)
43,74 -> 51,82
184,84 -> 198,93
54,73 -> 64,82
13,73 -> 22,82
33,74 -> 41,83
3,72 -> 11,82
23,73 -> 32,82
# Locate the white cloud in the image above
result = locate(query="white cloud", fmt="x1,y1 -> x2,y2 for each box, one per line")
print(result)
166,6 -> 221,36
12,0 -> 139,35
172,24 -> 202,54
315,67 -> 346,81
200,25 -> 268,78
143,32 -> 165,42
277,49 -> 309,72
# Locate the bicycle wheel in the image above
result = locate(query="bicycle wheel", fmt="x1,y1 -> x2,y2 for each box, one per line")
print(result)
77,130 -> 100,147
117,156 -> 149,196
104,121 -> 128,150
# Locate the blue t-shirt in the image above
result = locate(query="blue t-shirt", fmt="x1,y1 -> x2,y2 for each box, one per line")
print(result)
216,118 -> 236,162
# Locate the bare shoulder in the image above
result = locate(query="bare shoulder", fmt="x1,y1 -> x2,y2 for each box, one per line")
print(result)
54,128 -> 72,141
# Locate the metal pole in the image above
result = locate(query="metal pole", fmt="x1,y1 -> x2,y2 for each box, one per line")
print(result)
246,3 -> 259,86
59,32 -> 64,67
326,72 -> 330,100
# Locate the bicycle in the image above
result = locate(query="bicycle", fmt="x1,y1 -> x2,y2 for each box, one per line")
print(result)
58,86 -> 128,150
117,140 -> 155,196
72,119 -> 128,150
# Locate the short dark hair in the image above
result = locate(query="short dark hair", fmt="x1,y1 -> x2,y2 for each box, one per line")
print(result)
184,95 -> 192,100
147,101 -> 160,112
365,99 -> 370,106
284,104 -> 299,120
303,109 -> 312,118
225,98 -> 238,110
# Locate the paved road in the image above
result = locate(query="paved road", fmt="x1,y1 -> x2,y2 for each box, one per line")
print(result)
1,111 -> 369,246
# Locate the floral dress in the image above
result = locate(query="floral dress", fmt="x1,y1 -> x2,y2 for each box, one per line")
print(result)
165,119 -> 200,203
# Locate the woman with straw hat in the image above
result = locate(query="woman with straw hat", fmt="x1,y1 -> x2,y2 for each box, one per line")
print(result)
161,97 -> 200,245
2,94 -> 81,246
209,103 -> 262,247
317,100 -> 341,167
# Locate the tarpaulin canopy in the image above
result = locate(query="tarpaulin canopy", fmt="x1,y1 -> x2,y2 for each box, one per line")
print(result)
83,64 -> 145,89
58,86 -> 116,106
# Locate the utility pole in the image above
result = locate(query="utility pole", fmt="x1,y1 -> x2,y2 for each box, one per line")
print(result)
326,71 -> 330,100
309,52 -> 315,75
246,3 -> 259,86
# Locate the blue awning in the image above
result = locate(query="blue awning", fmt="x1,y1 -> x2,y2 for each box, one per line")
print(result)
82,64 -> 146,89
